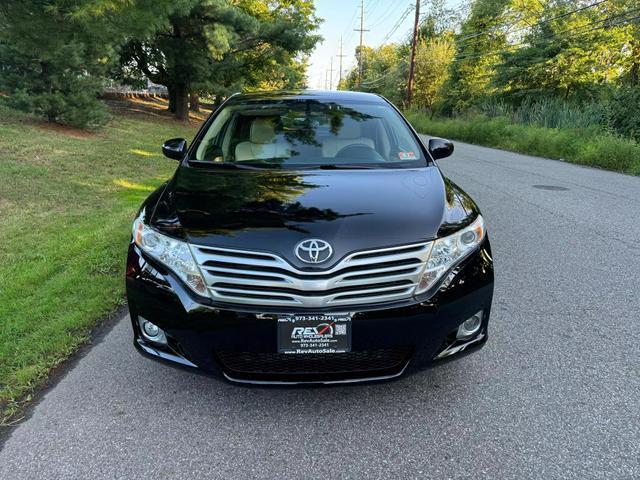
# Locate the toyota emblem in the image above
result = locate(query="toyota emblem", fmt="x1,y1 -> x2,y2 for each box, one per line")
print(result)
295,239 -> 333,264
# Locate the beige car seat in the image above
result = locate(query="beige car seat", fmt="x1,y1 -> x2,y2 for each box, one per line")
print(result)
235,118 -> 291,161
322,121 -> 374,157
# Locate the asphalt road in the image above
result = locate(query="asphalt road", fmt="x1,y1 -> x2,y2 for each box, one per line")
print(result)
1,140 -> 639,479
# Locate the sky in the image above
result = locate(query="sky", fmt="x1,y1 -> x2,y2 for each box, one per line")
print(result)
306,0 -> 421,89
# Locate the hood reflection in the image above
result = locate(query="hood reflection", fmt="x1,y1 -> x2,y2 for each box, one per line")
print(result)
172,167 -> 362,235
147,165 -> 475,265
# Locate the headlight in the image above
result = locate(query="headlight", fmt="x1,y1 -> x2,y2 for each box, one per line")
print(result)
415,215 -> 485,295
132,216 -> 209,297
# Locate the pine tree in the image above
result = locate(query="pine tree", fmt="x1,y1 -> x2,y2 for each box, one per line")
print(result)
107,0 -> 321,121
0,1 -> 110,128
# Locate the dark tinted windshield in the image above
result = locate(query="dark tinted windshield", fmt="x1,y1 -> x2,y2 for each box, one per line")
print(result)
191,98 -> 425,169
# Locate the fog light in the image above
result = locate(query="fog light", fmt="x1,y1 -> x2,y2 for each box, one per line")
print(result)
143,321 -> 160,337
138,317 -> 167,345
456,311 -> 483,339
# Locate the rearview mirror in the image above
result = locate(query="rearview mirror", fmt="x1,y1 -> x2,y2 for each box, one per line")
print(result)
162,138 -> 187,160
428,138 -> 454,160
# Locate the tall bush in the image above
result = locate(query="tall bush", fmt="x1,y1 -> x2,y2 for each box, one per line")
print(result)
607,87 -> 640,141
0,1 -> 110,128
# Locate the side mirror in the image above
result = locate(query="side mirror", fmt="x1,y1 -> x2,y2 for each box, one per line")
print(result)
428,138 -> 454,160
162,138 -> 187,160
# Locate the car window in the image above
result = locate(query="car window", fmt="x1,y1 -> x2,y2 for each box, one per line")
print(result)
191,98 -> 425,169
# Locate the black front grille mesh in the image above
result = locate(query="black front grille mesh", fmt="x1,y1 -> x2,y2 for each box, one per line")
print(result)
216,347 -> 412,379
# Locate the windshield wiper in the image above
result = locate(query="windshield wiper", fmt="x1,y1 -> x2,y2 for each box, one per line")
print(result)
188,161 -> 379,171
315,164 -> 378,170
187,160 -> 271,170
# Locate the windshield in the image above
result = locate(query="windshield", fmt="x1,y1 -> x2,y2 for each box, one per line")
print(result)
190,98 -> 425,169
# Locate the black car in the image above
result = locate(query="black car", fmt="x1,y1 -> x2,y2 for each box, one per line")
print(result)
126,91 -> 494,384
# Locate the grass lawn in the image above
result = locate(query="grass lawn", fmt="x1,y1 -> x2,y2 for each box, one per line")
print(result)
0,97 -> 203,422
404,111 -> 640,176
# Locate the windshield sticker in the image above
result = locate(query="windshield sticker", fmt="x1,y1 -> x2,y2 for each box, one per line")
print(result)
398,151 -> 416,160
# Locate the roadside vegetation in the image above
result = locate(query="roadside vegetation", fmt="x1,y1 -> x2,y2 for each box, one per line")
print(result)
0,99 -> 198,422
404,110 -> 640,176
343,0 -> 640,175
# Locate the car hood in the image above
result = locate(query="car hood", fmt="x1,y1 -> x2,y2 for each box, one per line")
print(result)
149,165 -> 476,269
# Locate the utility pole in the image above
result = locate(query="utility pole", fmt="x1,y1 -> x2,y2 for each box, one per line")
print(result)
354,0 -> 369,90
337,37 -> 347,89
406,0 -> 420,106
328,56 -> 335,90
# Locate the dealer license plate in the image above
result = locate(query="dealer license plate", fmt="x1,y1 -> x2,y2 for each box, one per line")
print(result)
277,314 -> 352,354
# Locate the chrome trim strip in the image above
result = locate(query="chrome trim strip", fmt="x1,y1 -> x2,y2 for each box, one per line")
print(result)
136,339 -> 198,368
435,333 -> 486,359
210,285 -> 416,308
221,360 -> 410,385
191,242 -> 432,277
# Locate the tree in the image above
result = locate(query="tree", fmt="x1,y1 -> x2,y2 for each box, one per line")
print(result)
107,0 -> 321,121
343,44 -> 408,105
413,36 -> 455,111
610,0 -> 640,86
339,1 -> 458,106
418,0 -> 458,39
0,0 -> 111,127
440,0 -> 511,113
494,0 -> 633,101
361,45 -> 407,104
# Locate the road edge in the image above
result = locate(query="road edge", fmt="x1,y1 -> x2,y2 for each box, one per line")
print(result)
0,304 -> 130,451
417,133 -> 640,179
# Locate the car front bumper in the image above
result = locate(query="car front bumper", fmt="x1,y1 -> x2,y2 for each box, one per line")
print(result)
125,239 -> 494,384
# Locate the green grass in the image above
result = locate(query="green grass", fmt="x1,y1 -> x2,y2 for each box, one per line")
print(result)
0,103 -> 197,422
404,111 -> 640,176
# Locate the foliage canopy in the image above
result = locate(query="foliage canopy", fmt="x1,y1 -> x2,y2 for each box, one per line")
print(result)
0,0 -> 321,125
341,0 -> 640,139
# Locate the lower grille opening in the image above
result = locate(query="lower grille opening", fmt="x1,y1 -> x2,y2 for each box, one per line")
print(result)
216,347 -> 413,382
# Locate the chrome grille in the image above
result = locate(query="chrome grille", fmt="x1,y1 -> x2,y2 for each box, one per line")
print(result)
190,242 -> 433,308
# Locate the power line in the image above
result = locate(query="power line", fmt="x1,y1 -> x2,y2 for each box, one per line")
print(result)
380,4 -> 415,45
453,6 -> 640,63
341,1 -> 416,87
341,6 -> 360,46
365,0 -> 383,16
429,11 -> 639,89
369,0 -> 406,30
360,59 -> 410,88
358,3 -> 427,91
458,7 -> 640,60
458,0 -> 609,45
354,3 -> 638,93
465,26 -> 638,86
454,0 -> 608,50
